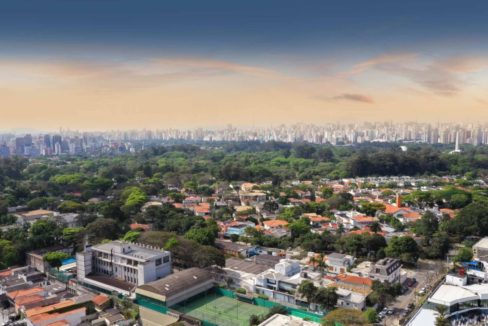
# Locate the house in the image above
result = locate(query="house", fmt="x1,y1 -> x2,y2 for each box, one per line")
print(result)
192,203 -> 211,216
239,191 -> 266,206
369,258 -> 402,283
258,314 -> 319,326
56,213 -> 79,228
325,253 -> 355,274
330,274 -> 373,296
16,210 -> 54,225
28,307 -> 86,326
215,239 -> 256,257
473,238 -> 488,261
223,258 -> 271,292
224,221 -> 255,237
336,288 -> 366,310
263,220 -> 288,230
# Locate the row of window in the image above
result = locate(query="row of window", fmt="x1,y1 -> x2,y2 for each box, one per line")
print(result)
155,256 -> 170,266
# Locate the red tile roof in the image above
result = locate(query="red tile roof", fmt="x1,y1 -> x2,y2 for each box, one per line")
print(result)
336,274 -> 373,287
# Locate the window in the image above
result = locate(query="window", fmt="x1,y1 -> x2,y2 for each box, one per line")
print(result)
155,258 -> 162,266
163,256 -> 170,264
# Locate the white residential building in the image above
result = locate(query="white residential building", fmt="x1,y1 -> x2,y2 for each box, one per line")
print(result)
76,240 -> 171,295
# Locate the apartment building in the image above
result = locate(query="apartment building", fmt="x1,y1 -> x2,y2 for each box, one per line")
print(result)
76,241 -> 171,295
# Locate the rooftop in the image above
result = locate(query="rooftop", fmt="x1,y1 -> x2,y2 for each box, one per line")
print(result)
429,284 -> 479,306
137,268 -> 213,299
474,237 -> 488,249
225,258 -> 270,275
258,313 -> 319,326
92,240 -> 167,261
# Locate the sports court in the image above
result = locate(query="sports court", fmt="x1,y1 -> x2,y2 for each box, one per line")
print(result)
173,293 -> 270,326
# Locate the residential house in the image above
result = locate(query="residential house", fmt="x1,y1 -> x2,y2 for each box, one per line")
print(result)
325,253 -> 355,274
369,258 -> 402,283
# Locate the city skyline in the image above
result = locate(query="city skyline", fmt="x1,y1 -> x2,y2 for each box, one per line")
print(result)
1,1 -> 488,130
2,121 -> 488,158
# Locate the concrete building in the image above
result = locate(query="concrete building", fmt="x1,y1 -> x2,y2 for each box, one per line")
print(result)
258,314 -> 320,326
369,258 -> 402,283
136,268 -> 214,307
26,248 -> 72,274
76,241 -> 171,295
325,253 -> 355,274
473,237 -> 488,261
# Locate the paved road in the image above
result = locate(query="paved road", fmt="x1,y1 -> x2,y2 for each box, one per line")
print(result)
380,259 -> 447,325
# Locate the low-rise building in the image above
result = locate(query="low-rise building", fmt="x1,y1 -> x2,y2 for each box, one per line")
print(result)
76,241 -> 171,295
473,237 -> 488,261
325,253 -> 355,274
258,314 -> 320,326
369,258 -> 402,283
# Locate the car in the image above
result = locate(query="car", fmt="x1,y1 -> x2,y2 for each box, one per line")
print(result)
387,309 -> 394,315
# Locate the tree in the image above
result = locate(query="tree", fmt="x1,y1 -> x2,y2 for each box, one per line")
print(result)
44,251 -> 71,270
249,315 -> 261,326
0,198 -> 8,216
58,200 -> 84,213
85,218 -> 120,243
0,239 -> 18,269
423,232 -> 450,259
414,211 -> 438,237
444,202 -> 488,239
322,308 -> 369,326
434,305 -> 449,326
359,202 -> 385,216
62,227 -> 85,254
453,247 -> 473,263
122,230 -> 141,242
297,280 -> 317,305
191,245 -> 225,268
121,186 -> 148,216
385,236 -> 420,265
315,287 -> 338,311
289,218 -> 311,240
263,201 -> 279,212
321,187 -> 334,199
364,308 -> 377,324
30,219 -> 62,248
369,221 -> 381,233
184,220 -> 218,246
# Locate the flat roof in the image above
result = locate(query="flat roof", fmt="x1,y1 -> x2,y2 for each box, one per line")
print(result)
407,307 -> 437,326
474,237 -> 488,249
225,258 -> 270,275
259,314 -> 319,326
93,241 -> 167,261
137,268 -> 213,299
86,274 -> 135,292
429,284 -> 479,306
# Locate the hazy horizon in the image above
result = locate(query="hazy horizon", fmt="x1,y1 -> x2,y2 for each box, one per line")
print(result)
2,0 -> 488,130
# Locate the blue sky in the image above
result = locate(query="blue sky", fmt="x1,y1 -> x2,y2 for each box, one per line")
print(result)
2,0 -> 487,59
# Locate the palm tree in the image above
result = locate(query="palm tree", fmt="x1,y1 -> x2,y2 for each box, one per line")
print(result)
434,305 -> 449,326
317,253 -> 328,276
309,255 -> 318,271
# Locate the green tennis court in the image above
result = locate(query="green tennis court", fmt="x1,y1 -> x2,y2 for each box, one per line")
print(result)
173,293 -> 269,326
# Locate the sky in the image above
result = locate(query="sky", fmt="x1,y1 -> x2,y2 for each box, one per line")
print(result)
1,0 -> 488,131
